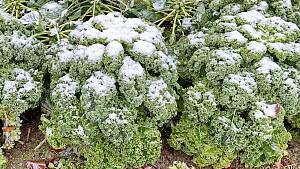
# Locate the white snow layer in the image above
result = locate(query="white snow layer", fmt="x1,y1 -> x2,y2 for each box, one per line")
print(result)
257,57 -> 281,74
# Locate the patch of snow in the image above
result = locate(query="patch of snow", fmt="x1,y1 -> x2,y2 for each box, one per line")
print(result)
3,81 -> 17,99
85,44 -> 105,62
9,31 -> 34,47
250,1 -> 268,11
0,9 -> 17,21
218,116 -> 229,123
225,72 -> 256,93
284,78 -> 298,92
182,18 -> 192,28
147,79 -> 175,105
18,81 -> 36,94
119,56 -> 144,82
247,41 -> 267,53
257,57 -> 281,74
105,41 -> 124,59
240,24 -> 263,39
226,72 -> 257,93
139,25 -> 163,44
83,71 -> 116,96
215,49 -> 242,64
282,0 -> 292,8
20,11 -> 40,25
50,28 -> 58,36
46,127 -> 53,136
57,49 -> 74,63
237,10 -> 265,24
156,51 -> 177,70
105,110 -> 129,124
153,0 -> 165,11
14,68 -> 33,81
73,125 -> 85,136
188,32 -> 206,45
259,17 -> 299,34
255,101 -> 278,118
132,40 -> 156,56
53,74 -> 79,97
224,31 -> 248,43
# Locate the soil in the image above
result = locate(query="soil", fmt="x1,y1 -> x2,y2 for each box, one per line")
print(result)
4,110 -> 57,169
3,111 -> 300,169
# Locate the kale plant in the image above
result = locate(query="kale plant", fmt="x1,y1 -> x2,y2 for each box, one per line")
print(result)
169,0 -> 299,168
40,12 -> 178,168
0,10 -> 45,167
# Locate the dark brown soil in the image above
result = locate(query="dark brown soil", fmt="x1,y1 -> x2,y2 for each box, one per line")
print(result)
4,113 -> 57,169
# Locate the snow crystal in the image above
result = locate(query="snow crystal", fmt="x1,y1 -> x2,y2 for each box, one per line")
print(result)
247,41 -> 267,53
105,41 -> 123,59
224,31 -> 248,43
119,56 -> 144,82
226,72 -> 257,93
83,71 -> 116,96
257,57 -> 281,74
132,40 -> 156,56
